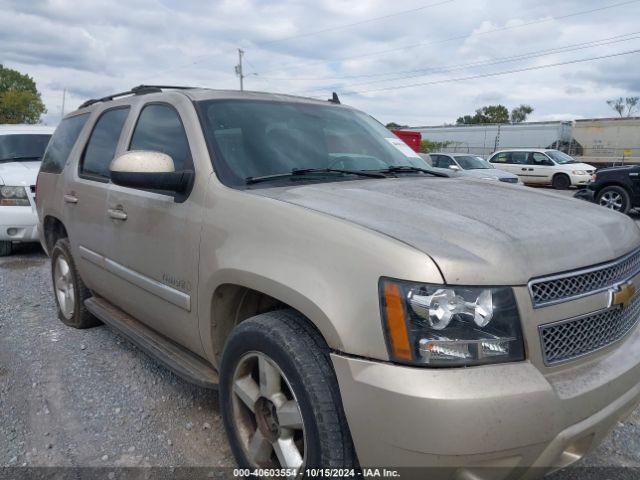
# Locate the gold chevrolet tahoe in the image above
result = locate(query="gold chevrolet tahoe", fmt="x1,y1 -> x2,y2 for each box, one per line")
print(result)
36,85 -> 640,479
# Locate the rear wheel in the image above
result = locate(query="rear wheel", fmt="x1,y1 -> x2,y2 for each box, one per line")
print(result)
597,186 -> 631,214
0,241 -> 12,257
220,310 -> 356,472
552,173 -> 571,190
51,238 -> 101,328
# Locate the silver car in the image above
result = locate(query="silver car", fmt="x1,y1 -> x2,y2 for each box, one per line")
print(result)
427,152 -> 520,183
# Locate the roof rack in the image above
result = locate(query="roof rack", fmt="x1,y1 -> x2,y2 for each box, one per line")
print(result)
78,85 -> 197,109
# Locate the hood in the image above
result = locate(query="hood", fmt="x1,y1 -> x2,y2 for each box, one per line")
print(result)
557,162 -> 595,171
459,168 -> 517,180
251,177 -> 640,285
0,161 -> 41,186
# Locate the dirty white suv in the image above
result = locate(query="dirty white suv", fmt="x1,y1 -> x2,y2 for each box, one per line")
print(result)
36,86 -> 640,477
0,125 -> 53,255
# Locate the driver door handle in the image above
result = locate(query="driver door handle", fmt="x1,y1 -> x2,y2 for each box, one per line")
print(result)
63,194 -> 78,204
107,208 -> 127,220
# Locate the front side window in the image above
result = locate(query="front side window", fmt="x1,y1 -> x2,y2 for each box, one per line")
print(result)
530,152 -> 551,165
80,108 -> 130,180
129,104 -> 191,171
0,134 -> 51,164
198,100 -> 429,187
545,150 -> 575,164
40,113 -> 89,173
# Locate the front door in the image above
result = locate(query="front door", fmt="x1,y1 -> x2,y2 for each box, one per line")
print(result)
526,152 -> 555,185
102,100 -> 204,355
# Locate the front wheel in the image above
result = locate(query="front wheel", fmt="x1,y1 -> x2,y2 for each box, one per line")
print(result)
597,185 -> 631,214
220,310 -> 356,472
552,173 -> 571,190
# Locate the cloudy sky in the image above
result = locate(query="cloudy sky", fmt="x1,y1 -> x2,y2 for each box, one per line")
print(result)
1,0 -> 639,126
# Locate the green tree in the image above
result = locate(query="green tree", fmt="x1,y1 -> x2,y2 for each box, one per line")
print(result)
510,104 -> 534,123
456,104 -> 509,124
0,65 -> 46,124
420,139 -> 451,153
385,122 -> 408,129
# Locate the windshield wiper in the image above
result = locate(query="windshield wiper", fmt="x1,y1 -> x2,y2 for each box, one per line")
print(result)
246,168 -> 386,185
376,165 -> 449,177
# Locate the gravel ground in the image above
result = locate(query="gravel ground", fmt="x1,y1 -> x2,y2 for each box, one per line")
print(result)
2,192 -> 640,478
0,244 -> 233,474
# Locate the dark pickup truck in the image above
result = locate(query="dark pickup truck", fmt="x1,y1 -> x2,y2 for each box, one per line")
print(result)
577,165 -> 640,214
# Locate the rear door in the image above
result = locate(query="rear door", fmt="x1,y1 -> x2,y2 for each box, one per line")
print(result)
489,151 -> 517,175
63,107 -> 130,294
102,98 -> 205,354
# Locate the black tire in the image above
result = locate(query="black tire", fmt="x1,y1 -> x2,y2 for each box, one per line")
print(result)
0,241 -> 12,257
597,185 -> 631,214
220,309 -> 356,470
50,238 -> 101,328
552,173 -> 571,190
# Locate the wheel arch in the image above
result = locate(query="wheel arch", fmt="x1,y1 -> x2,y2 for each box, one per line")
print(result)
205,270 -> 341,366
43,215 -> 68,254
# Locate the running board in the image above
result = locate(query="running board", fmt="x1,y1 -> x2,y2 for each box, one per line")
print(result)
85,297 -> 219,389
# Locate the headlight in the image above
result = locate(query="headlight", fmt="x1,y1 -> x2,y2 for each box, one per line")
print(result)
380,279 -> 524,367
572,170 -> 586,175
0,186 -> 30,206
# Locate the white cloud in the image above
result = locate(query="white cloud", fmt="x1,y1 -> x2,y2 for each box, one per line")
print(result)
0,0 -> 639,126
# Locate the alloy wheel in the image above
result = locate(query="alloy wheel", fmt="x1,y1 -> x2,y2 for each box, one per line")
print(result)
54,255 -> 75,320
231,351 -> 306,472
599,191 -> 624,211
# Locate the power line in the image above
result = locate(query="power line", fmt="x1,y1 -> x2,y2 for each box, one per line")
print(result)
267,31 -> 640,85
336,48 -> 640,95
142,0 -> 455,80
324,32 -> 640,89
255,0 -> 640,75
259,0 -> 454,46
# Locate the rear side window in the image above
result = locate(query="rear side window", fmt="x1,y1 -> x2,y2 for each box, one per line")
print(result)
80,108 -> 129,180
129,104 -> 191,171
40,114 -> 89,173
491,152 -> 510,163
510,152 -> 527,164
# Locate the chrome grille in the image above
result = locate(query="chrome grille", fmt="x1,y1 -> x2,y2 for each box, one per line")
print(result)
539,293 -> 640,365
529,248 -> 640,307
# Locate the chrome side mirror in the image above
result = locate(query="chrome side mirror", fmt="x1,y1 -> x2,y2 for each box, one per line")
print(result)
110,151 -> 193,193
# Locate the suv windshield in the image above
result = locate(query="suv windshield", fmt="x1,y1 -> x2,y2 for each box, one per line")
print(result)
455,155 -> 492,170
0,134 -> 51,163
198,100 -> 432,186
545,150 -> 575,164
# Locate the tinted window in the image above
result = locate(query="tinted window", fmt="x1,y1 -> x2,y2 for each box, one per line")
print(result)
81,108 -> 129,179
129,104 -> 191,170
198,100 -> 426,186
40,114 -> 89,173
510,152 -> 527,164
491,152 -> 510,163
530,152 -> 550,165
0,134 -> 51,164
456,155 -> 491,169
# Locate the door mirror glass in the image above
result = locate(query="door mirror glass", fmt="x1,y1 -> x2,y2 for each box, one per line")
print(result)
110,151 -> 192,193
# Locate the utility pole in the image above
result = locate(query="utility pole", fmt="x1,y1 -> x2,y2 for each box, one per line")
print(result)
61,89 -> 66,120
235,49 -> 245,91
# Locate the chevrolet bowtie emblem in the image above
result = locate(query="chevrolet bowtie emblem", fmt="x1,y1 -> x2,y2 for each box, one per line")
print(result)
609,281 -> 636,308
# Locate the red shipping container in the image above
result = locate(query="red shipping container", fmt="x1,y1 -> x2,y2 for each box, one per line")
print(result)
391,130 -> 421,153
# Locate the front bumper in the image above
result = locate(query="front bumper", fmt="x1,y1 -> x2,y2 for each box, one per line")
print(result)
568,173 -> 592,186
0,205 -> 39,242
332,325 -> 640,478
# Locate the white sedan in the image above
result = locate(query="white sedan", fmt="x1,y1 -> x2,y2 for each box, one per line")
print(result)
0,125 -> 54,256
